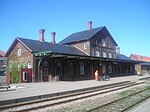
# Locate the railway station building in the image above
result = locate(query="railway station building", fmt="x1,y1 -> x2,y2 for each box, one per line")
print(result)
6,21 -> 138,83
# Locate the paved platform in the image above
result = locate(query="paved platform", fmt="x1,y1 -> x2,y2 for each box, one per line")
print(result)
0,74 -> 150,105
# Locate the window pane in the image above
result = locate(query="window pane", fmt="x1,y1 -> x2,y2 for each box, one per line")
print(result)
80,63 -> 84,75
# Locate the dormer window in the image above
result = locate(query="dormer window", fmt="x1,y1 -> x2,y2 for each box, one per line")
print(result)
84,42 -> 87,49
102,39 -> 106,47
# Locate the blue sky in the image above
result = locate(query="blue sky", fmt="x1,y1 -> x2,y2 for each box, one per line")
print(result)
0,0 -> 150,57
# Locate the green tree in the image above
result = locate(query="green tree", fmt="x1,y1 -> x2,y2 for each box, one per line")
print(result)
7,58 -> 20,83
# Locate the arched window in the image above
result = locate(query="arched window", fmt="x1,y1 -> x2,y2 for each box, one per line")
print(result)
27,61 -> 32,68
69,62 -> 74,76
80,62 -> 84,75
102,39 -> 106,47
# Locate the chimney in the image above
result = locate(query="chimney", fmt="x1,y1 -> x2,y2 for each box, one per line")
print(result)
88,21 -> 92,30
51,32 -> 56,44
39,29 -> 45,43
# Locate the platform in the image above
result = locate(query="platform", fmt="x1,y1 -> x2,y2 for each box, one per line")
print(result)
0,74 -> 150,105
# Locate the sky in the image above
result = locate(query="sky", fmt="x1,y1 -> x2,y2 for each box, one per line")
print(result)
0,0 -> 150,57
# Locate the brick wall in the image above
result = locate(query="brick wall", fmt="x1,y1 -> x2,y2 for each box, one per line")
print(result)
7,41 -> 34,82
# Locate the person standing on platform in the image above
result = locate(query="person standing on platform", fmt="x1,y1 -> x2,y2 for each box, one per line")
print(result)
95,70 -> 99,81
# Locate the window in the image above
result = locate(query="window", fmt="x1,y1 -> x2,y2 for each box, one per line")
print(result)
102,51 -> 106,57
69,62 -> 74,76
108,65 -> 112,73
23,72 -> 27,81
84,43 -> 87,49
108,43 -> 111,48
80,62 -> 84,75
102,64 -> 106,74
108,52 -> 112,58
27,61 -> 32,68
95,40 -> 98,46
95,50 -> 100,57
17,49 -> 22,56
102,39 -> 106,47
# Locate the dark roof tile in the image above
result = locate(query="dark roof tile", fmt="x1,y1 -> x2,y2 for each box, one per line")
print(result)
59,27 -> 104,44
17,37 -> 87,56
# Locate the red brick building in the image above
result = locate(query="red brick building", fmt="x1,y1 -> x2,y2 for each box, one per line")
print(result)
130,54 -> 150,75
6,21 -> 137,83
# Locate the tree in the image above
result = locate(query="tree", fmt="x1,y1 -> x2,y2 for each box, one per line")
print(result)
7,58 -> 20,83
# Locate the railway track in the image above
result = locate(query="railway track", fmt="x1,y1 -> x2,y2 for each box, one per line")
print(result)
87,87 -> 150,112
0,81 -> 144,112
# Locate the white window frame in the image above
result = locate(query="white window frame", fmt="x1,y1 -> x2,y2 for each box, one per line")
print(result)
84,42 -> 87,49
27,61 -> 32,68
102,51 -> 106,57
23,72 -> 27,81
102,39 -> 106,47
17,49 -> 22,56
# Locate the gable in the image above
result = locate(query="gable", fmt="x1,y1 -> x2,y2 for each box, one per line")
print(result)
59,27 -> 104,44
59,26 -> 118,46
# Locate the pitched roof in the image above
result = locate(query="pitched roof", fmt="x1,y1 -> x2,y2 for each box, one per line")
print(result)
117,54 -> 132,61
129,54 -> 150,62
59,26 -> 118,46
140,62 -> 150,66
6,37 -> 88,57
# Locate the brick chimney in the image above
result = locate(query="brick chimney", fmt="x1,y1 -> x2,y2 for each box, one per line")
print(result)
51,32 -> 56,44
39,29 -> 45,43
88,21 -> 92,30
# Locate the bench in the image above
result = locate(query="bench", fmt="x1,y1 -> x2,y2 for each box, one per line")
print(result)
0,84 -> 10,90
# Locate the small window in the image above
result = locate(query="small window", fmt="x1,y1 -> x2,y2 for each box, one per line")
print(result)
102,39 -> 106,47
95,40 -> 98,46
108,52 -> 112,58
80,62 -> 84,75
108,43 -> 111,48
102,51 -> 106,57
84,43 -> 87,49
95,50 -> 100,57
17,49 -> 22,56
27,61 -> 32,68
23,72 -> 27,81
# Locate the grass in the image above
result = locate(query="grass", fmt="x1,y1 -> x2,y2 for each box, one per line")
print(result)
118,89 -> 139,97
